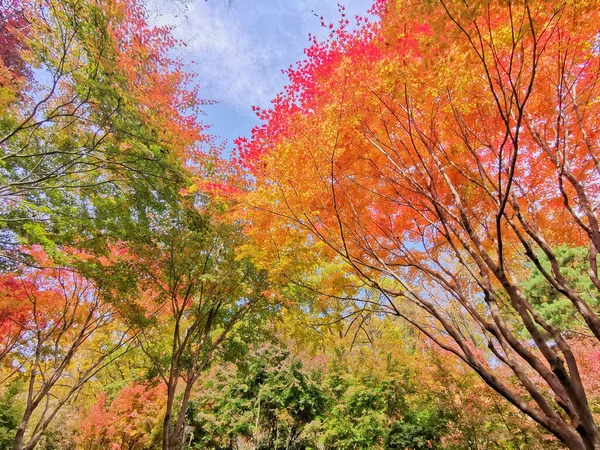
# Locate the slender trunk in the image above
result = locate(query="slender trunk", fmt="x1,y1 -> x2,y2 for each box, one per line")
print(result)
172,377 -> 195,449
12,428 -> 25,450
285,420 -> 299,450
162,381 -> 176,450
12,407 -> 33,450
163,310 -> 182,450
166,436 -> 182,450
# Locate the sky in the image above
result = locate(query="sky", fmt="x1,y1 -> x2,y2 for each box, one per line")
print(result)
152,0 -> 373,153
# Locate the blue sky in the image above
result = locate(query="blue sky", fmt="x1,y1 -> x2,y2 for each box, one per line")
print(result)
153,0 -> 373,153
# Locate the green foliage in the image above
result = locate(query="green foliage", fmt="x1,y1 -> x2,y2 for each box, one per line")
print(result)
186,343 -> 455,450
0,0 -> 198,268
524,246 -> 599,330
188,344 -> 327,450
386,407 -> 449,450
320,352 -> 451,450
0,381 -> 24,449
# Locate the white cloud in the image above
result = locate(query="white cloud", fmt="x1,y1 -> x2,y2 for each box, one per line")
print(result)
151,0 -> 372,115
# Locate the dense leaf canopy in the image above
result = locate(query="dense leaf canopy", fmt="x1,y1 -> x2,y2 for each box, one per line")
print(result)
1,1 -> 599,450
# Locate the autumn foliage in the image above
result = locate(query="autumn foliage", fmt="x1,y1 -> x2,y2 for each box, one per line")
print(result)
79,384 -> 167,450
2,0 -> 600,449
239,1 -> 600,449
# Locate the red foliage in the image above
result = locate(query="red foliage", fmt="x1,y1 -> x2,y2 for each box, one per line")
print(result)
79,383 -> 167,450
0,0 -> 31,80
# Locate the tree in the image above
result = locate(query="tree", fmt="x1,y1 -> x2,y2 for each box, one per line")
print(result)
0,252 -> 132,450
0,0 -> 207,268
189,343 -> 327,450
524,246 -> 600,331
2,2 -> 262,449
94,202 -> 268,450
78,383 -> 167,450
239,1 -> 600,448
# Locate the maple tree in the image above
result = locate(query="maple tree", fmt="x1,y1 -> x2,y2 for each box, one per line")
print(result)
0,0 -> 31,108
0,0 -> 207,269
0,0 -> 218,447
79,383 -> 167,450
4,0 -> 600,448
90,201 -> 269,450
239,1 -> 600,449
0,252 -> 133,450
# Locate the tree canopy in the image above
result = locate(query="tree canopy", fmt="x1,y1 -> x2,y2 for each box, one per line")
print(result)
1,0 -> 599,450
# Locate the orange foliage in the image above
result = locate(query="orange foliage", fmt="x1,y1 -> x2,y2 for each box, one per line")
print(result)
240,0 -> 600,269
238,0 -> 600,447
79,383 -> 167,450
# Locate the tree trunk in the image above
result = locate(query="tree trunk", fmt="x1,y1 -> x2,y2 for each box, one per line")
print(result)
162,385 -> 175,450
12,407 -> 33,450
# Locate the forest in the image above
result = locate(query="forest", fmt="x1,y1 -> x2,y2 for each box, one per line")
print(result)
1,0 -> 599,449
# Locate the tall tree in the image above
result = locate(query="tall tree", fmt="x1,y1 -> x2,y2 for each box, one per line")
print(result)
0,0 -> 222,447
0,252 -> 132,450
96,202 -> 268,450
0,0 -> 207,267
239,1 -> 600,449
